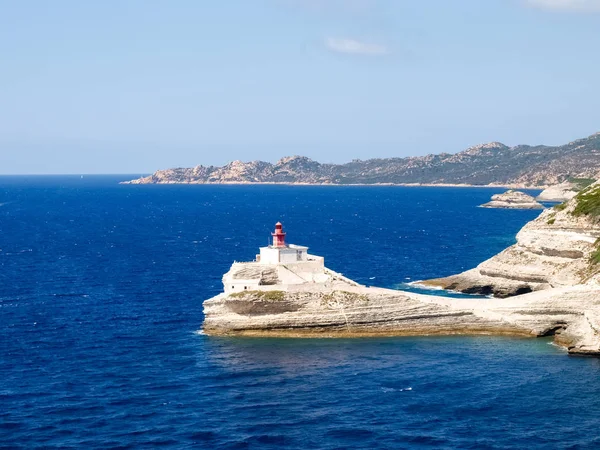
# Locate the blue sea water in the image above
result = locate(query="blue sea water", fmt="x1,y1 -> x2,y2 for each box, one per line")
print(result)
2,176 -> 600,449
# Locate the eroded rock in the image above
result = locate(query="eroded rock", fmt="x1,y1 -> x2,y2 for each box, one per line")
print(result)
480,190 -> 544,209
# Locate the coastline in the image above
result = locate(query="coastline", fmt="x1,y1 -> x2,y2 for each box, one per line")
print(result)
121,180 -> 546,189
203,284 -> 600,356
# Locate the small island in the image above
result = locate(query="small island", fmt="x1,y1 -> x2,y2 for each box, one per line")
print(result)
479,190 -> 544,209
203,184 -> 600,356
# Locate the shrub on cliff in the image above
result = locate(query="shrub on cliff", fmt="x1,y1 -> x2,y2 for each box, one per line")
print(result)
572,184 -> 600,218
230,290 -> 285,301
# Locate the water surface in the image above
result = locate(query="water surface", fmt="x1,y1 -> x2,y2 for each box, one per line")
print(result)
2,177 -> 598,449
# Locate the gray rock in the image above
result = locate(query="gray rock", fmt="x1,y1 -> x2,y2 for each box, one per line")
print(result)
480,190 -> 544,209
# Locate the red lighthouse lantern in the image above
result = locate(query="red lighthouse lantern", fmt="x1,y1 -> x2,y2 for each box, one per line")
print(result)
272,222 -> 286,247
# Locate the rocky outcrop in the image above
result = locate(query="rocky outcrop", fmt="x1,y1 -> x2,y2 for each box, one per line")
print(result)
202,182 -> 600,356
125,132 -> 600,187
536,180 -> 592,202
203,272 -> 600,355
423,182 -> 600,297
480,190 -> 544,209
537,182 -> 578,202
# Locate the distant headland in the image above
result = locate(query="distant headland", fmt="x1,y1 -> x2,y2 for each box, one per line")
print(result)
123,132 -> 600,188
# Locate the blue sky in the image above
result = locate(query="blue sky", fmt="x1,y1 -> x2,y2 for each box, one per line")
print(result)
1,0 -> 599,174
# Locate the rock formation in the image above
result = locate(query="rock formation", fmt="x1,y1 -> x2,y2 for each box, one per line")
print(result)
480,190 -> 544,209
125,132 -> 600,187
537,182 -> 578,202
203,283 -> 600,356
423,182 -> 600,297
536,179 -> 592,202
203,186 -> 600,355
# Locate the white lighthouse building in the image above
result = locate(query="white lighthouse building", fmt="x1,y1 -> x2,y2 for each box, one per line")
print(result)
222,222 -> 339,294
257,222 -> 309,264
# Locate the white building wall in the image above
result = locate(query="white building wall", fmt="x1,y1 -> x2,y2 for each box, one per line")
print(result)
223,243 -> 328,293
278,249 -> 299,263
288,244 -> 308,261
259,245 -> 310,264
223,279 -> 261,294
259,247 -> 279,264
283,257 -> 324,273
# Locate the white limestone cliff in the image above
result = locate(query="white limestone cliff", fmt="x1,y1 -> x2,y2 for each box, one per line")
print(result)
203,269 -> 600,355
537,181 -> 580,202
424,183 -> 600,297
202,184 -> 600,356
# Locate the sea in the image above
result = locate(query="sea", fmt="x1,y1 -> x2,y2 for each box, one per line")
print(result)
2,175 -> 600,449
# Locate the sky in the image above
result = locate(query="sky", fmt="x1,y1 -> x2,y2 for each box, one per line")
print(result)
0,0 -> 599,174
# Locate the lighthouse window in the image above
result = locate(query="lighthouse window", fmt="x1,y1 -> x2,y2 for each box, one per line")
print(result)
244,286 -> 247,290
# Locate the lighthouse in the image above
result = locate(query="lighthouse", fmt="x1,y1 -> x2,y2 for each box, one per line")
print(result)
272,222 -> 286,247
222,221 -> 327,293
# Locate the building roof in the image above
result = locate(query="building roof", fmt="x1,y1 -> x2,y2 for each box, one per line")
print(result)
260,244 -> 309,251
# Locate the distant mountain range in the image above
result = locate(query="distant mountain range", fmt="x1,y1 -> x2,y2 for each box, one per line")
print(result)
125,132 -> 600,187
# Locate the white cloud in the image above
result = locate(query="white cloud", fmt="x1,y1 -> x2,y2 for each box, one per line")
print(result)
525,0 -> 600,11
325,37 -> 388,55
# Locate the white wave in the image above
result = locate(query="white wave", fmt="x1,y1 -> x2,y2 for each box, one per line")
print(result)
406,281 -> 445,291
381,386 -> 413,393
547,341 -> 568,352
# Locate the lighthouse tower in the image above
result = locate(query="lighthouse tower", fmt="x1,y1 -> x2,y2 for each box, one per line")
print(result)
272,222 -> 286,247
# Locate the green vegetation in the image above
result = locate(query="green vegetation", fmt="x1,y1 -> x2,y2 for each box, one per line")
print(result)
568,177 -> 596,191
553,202 -> 568,211
230,290 -> 285,301
571,184 -> 600,218
547,217 -> 556,225
591,248 -> 600,265
590,239 -> 600,265
321,291 -> 369,304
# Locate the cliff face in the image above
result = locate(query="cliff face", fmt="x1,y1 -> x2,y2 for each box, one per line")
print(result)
126,132 -> 600,187
203,271 -> 600,356
204,288 -> 537,338
423,182 -> 600,297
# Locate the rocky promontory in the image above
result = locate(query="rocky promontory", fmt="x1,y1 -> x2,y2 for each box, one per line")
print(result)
480,190 -> 544,209
203,185 -> 600,355
204,284 -> 600,355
